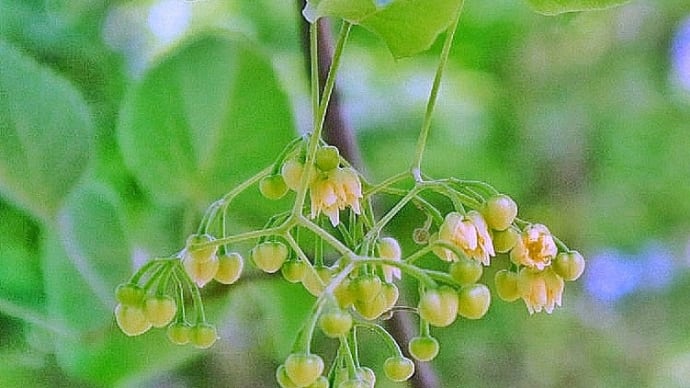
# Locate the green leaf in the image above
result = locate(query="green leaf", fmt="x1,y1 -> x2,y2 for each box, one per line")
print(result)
304,0 -> 464,58
117,32 -> 295,207
525,0 -> 630,15
0,40 -> 94,221
43,181 -> 238,384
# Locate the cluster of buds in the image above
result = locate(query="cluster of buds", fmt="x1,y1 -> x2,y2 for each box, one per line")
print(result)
114,234 -> 244,348
115,140 -> 585,387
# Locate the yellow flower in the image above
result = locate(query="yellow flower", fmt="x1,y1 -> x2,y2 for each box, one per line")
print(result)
309,167 -> 362,226
517,267 -> 564,314
510,224 -> 558,270
435,211 -> 495,265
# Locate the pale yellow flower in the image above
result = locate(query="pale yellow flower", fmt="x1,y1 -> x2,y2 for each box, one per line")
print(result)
517,267 -> 564,314
435,211 -> 495,265
309,167 -> 362,226
510,224 -> 558,270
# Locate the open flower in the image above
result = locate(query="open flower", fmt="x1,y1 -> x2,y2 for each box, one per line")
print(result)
435,211 -> 495,265
510,224 -> 557,270
309,167 -> 362,226
517,267 -> 564,314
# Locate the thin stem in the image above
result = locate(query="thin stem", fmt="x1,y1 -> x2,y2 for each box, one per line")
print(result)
310,21 -> 320,133
355,257 -> 437,288
410,1 -> 465,181
197,225 -> 285,248
293,22 -> 352,216
355,321 -> 404,357
299,215 -> 353,257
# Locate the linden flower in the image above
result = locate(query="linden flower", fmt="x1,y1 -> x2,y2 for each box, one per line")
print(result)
435,211 -> 495,265
510,224 -> 558,270
517,267 -> 564,314
309,167 -> 362,226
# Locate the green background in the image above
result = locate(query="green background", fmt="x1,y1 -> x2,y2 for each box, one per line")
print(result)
1,0 -> 690,386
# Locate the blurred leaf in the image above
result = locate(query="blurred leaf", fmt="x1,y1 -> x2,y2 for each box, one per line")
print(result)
0,39 -> 94,221
43,181 -> 236,384
117,32 -> 295,207
304,0 -> 463,58
525,0 -> 630,15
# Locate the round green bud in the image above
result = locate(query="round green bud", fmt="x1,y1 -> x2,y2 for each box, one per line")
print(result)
382,282 -> 399,311
418,286 -> 458,327
190,323 -> 218,349
492,227 -> 520,253
319,308 -> 353,338
251,241 -> 289,273
281,159 -> 305,191
352,274 -> 382,303
482,194 -> 518,231
115,283 -> 145,307
494,270 -> 520,302
185,234 -> 218,263
458,283 -> 491,319
552,250 -> 585,281
183,254 -> 219,287
315,145 -> 340,171
260,175 -> 289,200
354,292 -> 388,320
301,265 -> 332,297
408,336 -> 440,362
276,364 -> 299,388
334,277 -> 355,309
282,260 -> 307,283
143,295 -> 177,328
449,257 -> 483,285
284,353 -> 324,388
383,356 -> 415,382
215,252 -> 244,284
167,322 -> 192,345
115,304 -> 151,336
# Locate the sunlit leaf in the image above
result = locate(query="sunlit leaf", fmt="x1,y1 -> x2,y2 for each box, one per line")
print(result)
304,0 -> 464,58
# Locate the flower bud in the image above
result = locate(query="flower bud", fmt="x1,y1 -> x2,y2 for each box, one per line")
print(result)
482,194 -> 518,231
143,295 -> 177,328
494,269 -> 520,302
115,304 -> 151,336
190,323 -> 218,349
315,145 -> 340,171
281,159 -> 305,191
167,322 -> 192,345
552,250 -> 585,281
183,254 -> 219,287
492,226 -> 519,253
457,283 -> 491,319
260,175 -> 289,200
215,252 -> 244,284
251,241 -> 289,273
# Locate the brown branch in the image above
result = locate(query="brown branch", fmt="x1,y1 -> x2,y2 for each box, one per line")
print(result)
296,2 -> 440,387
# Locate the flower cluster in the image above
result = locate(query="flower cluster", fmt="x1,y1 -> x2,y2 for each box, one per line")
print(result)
115,130 -> 584,388
114,234 -> 244,348
114,139 -> 585,387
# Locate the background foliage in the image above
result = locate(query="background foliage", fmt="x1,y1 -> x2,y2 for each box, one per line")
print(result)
1,0 -> 690,386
